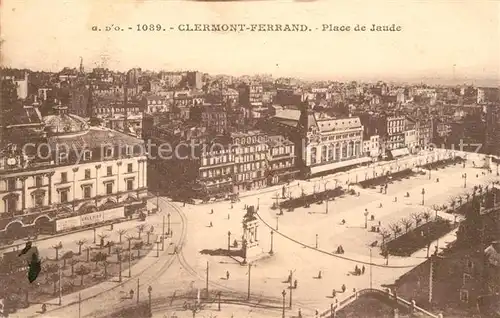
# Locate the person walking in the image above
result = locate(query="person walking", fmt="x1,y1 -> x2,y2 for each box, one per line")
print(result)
341,284 -> 346,293
226,270 -> 230,280
362,265 -> 365,274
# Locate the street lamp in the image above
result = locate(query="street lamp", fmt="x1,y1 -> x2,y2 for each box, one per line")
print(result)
315,234 -> 319,249
167,213 -> 171,236
326,198 -> 329,214
227,231 -> 231,252
364,209 -> 369,229
421,188 -> 426,205
147,286 -> 153,317
276,217 -> 279,231
282,290 -> 287,318
257,198 -> 260,210
269,230 -> 274,255
462,173 -> 467,188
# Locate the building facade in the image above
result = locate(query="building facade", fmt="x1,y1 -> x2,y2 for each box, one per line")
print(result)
231,131 -> 268,192
0,106 -> 148,239
266,135 -> 299,185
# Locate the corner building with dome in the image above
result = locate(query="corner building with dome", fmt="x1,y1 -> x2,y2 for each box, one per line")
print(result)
0,104 -> 149,240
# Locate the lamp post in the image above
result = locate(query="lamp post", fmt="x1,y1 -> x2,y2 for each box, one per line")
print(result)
270,230 -> 274,255
428,168 -> 432,180
282,290 -> 287,318
315,234 -> 318,249
462,173 -> 467,188
161,216 -> 165,251
156,191 -> 159,211
421,188 -> 425,205
147,286 -> 152,317
364,209 -> 369,229
227,231 -> 231,252
326,198 -> 329,214
369,248 -> 373,289
165,213 -> 171,236
276,217 -> 279,231
257,198 -> 260,210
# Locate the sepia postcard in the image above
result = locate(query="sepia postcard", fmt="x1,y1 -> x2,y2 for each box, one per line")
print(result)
0,1 -> 499,317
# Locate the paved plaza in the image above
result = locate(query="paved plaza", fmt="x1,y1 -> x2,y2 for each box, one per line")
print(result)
11,151 -> 499,318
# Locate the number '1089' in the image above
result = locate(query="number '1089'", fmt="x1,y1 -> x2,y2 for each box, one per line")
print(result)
137,24 -> 163,31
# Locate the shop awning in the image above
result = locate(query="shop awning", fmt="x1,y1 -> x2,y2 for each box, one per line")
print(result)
310,157 -> 372,175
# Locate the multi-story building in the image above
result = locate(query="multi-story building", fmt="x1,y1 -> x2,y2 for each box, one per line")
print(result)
239,83 -> 264,109
198,137 -> 234,198
266,135 -> 298,185
186,71 -> 203,90
189,105 -> 228,135
0,105 -> 148,240
404,117 -> 418,154
384,115 -> 406,151
416,119 -> 433,150
231,130 -> 268,192
271,105 -> 369,177
486,104 -> 500,156
362,133 -> 381,159
144,95 -> 170,113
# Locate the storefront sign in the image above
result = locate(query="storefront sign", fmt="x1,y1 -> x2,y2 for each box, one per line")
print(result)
56,216 -> 81,232
80,211 -> 104,226
103,207 -> 125,221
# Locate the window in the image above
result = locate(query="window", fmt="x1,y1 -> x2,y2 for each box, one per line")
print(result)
35,176 -> 43,187
59,152 -> 68,163
106,182 -> 113,194
85,169 -> 91,179
7,179 -> 16,191
83,186 -> 91,199
460,289 -> 469,303
463,273 -> 472,285
127,163 -> 133,173
127,179 -> 134,191
105,147 -> 113,158
34,193 -> 44,207
5,196 -> 17,212
60,190 -> 68,203
83,150 -> 92,161
61,172 -> 67,183
107,166 -> 112,176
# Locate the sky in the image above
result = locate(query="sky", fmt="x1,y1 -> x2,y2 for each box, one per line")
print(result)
1,0 -> 499,85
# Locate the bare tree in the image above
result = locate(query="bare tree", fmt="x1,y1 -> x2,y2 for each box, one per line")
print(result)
69,259 -> 79,277
52,242 -> 63,261
410,212 -> 422,227
125,235 -> 134,251
379,228 -> 391,246
75,265 -> 91,286
422,211 -> 432,223
400,218 -> 413,234
117,229 -> 127,244
76,239 -> 87,255
136,224 -> 146,240
98,233 -> 109,247
388,223 -> 402,239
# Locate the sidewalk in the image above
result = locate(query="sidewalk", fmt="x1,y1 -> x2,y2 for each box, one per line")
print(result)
13,199 -> 183,318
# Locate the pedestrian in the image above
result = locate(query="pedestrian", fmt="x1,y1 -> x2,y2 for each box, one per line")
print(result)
183,201 -> 186,207
294,279 -> 298,289
298,308 -> 302,318
362,265 -> 365,274
318,270 -> 322,279
41,304 -> 47,313
355,265 -> 359,273
332,289 -> 336,298
230,204 -> 233,209
226,270 -> 230,280
341,284 -> 346,293
228,213 -> 230,220
209,221 -> 213,227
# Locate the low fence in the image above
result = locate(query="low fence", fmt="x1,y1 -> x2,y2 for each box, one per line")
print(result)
319,288 -> 442,318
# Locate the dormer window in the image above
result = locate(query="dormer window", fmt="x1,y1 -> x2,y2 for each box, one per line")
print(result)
83,150 -> 92,161
59,152 -> 68,163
